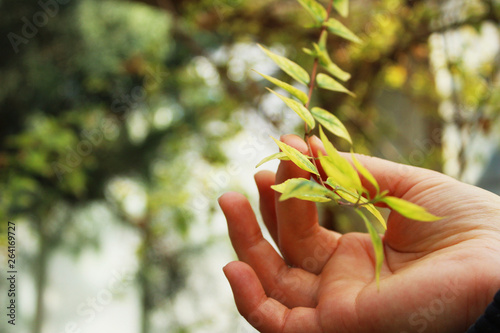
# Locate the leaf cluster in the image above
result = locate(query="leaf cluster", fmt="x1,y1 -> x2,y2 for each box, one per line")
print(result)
255,0 -> 441,287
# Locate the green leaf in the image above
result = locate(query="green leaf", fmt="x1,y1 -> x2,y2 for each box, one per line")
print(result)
318,31 -> 328,51
268,88 -> 315,129
318,127 -> 361,192
253,70 -> 309,104
333,0 -> 349,17
363,202 -> 387,230
311,106 -> 352,144
356,210 -> 384,289
351,151 -> 380,194
381,196 -> 442,222
297,0 -> 327,24
316,73 -> 355,97
313,43 -> 351,81
272,178 -> 333,202
258,44 -> 310,86
324,18 -> 361,43
256,152 -> 290,168
303,48 -> 315,56
272,137 -> 319,175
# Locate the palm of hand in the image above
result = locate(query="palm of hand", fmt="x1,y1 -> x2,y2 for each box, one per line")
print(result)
220,135 -> 500,333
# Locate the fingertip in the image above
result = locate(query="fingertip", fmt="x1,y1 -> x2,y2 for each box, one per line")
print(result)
223,261 -> 239,278
280,133 -> 301,141
219,191 -> 245,205
255,169 -> 275,179
254,170 -> 276,188
308,134 -> 322,146
224,260 -> 245,273
223,261 -> 259,296
308,135 -> 326,156
219,192 -> 250,219
275,134 -> 311,182
218,192 -> 229,205
218,192 -> 231,209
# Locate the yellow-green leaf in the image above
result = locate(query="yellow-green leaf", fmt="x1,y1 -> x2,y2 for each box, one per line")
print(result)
323,18 -> 361,43
303,47 -> 315,56
272,178 -> 333,202
272,137 -> 319,175
381,196 -> 442,222
319,126 -> 340,158
316,73 -> 355,97
256,152 -> 290,168
333,0 -> 349,17
351,151 -> 380,194
356,210 -> 384,288
330,183 -> 387,229
311,106 -> 352,144
254,70 -> 309,104
318,31 -> 328,51
268,88 -> 315,129
313,43 -> 351,81
363,202 -> 387,230
258,44 -> 310,86
318,127 -> 361,192
297,0 -> 327,24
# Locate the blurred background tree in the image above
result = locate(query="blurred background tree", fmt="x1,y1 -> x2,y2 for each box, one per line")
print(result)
0,0 -> 498,332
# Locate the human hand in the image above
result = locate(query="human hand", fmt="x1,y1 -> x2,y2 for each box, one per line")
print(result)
219,134 -> 500,333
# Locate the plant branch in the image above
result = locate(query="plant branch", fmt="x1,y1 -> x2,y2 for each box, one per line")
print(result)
305,0 -> 335,187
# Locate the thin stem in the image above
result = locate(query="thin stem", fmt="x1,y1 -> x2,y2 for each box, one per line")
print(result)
304,0 -> 335,187
305,59 -> 320,111
304,0 -> 334,113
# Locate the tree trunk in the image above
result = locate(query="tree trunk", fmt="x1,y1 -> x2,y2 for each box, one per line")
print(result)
33,222 -> 48,333
140,218 -> 152,333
